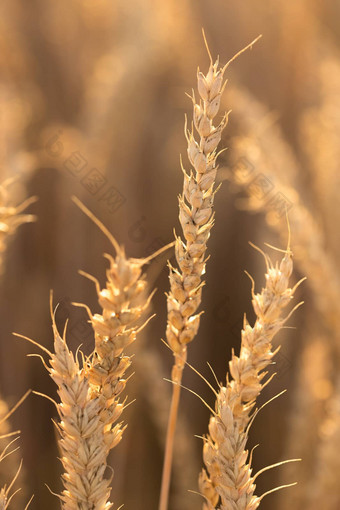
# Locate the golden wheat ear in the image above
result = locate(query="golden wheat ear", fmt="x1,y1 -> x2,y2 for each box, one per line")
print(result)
159,33 -> 262,510
70,197 -> 164,506
200,242 -> 304,509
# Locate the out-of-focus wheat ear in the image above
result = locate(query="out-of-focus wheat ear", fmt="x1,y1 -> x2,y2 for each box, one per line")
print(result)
276,326 -> 331,510
0,390 -> 31,510
199,242 -> 304,509
0,178 -> 37,274
305,376 -> 340,510
159,34 -> 262,510
222,88 -> 340,363
0,459 -> 23,510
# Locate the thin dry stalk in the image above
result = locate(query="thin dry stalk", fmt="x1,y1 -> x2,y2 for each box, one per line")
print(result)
160,36 -> 261,510
200,244 -> 302,510
135,348 -> 200,510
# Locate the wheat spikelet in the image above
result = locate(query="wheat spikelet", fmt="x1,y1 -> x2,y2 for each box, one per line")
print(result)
200,244 -> 302,510
166,36 -> 261,380
0,176 -> 36,507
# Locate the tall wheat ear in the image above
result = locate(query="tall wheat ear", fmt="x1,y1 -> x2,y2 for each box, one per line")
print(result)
199,237 -> 304,510
159,33 -> 262,510
0,391 -> 32,510
14,198 -> 173,509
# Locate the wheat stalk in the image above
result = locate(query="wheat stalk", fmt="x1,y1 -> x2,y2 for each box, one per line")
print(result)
199,242 -> 303,510
159,35 -> 261,510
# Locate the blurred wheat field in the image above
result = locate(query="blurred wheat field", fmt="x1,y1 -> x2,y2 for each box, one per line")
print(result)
0,1 -> 340,509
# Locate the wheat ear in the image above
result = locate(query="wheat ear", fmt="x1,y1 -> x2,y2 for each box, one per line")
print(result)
200,243 -> 303,510
305,376 -> 340,510
0,391 -> 32,510
72,197 -> 160,453
160,35 -> 261,510
0,178 -> 37,273
40,300 -> 112,510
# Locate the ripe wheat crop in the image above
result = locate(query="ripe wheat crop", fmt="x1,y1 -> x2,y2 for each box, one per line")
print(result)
1,5 -> 339,510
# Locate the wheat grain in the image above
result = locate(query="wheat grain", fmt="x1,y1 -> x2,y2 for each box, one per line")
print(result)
200,243 -> 303,510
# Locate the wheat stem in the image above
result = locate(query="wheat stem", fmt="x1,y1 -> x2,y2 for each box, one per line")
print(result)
159,377 -> 182,510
